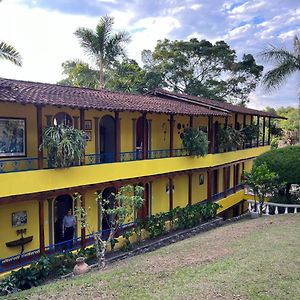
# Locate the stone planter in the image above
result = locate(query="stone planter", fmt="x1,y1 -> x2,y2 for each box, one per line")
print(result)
250,211 -> 259,219
73,257 -> 90,276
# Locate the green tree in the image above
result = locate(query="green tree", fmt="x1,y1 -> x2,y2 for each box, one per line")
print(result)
74,15 -> 130,89
57,59 -> 98,89
260,35 -> 300,93
254,146 -> 300,196
245,163 -> 280,215
143,38 -> 263,105
75,185 -> 144,269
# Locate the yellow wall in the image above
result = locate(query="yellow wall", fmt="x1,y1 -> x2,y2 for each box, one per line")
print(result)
173,115 -> 189,149
0,200 -> 39,258
150,114 -> 169,151
192,172 -> 207,203
152,178 -> 169,214
173,175 -> 188,208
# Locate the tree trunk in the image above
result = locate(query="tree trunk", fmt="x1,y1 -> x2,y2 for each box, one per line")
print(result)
99,59 -> 104,89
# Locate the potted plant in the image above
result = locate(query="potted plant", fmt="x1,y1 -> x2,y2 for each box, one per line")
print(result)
182,128 -> 208,157
40,124 -> 87,168
240,124 -> 259,143
217,127 -> 244,151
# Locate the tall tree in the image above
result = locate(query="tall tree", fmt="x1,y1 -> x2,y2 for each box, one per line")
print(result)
74,15 -> 130,89
260,35 -> 300,93
57,59 -> 98,89
143,38 -> 263,105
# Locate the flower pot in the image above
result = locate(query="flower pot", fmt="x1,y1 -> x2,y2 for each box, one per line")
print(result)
73,257 -> 90,275
250,211 -> 259,219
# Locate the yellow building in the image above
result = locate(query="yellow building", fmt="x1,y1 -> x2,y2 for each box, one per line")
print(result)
0,78 -> 283,272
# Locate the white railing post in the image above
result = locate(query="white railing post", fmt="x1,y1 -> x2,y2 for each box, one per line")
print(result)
284,207 -> 288,214
265,204 -> 269,215
275,206 -> 278,215
248,202 -> 252,212
294,207 -> 297,214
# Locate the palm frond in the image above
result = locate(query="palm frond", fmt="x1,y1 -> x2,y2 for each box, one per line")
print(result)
0,41 -> 22,66
262,61 -> 298,91
260,46 -> 297,64
74,27 -> 100,62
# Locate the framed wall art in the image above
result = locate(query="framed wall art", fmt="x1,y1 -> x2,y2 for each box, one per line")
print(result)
84,120 -> 92,130
85,130 -> 92,141
0,118 -> 26,157
12,211 -> 27,227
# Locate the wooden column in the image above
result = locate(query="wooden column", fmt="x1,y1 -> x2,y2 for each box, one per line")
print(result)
207,170 -> 212,202
169,177 -> 173,211
256,116 -> 260,147
234,113 -> 238,129
267,117 -> 271,145
188,173 -> 192,205
233,164 -> 237,193
80,192 -> 86,248
115,111 -> 120,162
80,109 -> 85,165
38,199 -> 45,254
94,117 -> 99,162
169,114 -> 174,157
242,114 -> 246,149
189,115 -> 194,128
224,116 -> 228,128
208,116 -> 214,154
223,167 -> 227,198
142,182 -> 149,219
142,113 -> 147,159
262,117 -> 266,146
36,105 -> 43,169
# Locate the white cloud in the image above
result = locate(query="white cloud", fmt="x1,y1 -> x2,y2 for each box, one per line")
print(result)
190,4 -> 202,10
279,29 -> 300,41
225,24 -> 252,40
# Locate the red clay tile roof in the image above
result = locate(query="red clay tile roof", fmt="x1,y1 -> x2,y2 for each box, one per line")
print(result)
151,89 -> 286,119
0,78 -> 229,117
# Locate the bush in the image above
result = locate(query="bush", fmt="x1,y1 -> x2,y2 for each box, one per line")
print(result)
217,127 -> 244,149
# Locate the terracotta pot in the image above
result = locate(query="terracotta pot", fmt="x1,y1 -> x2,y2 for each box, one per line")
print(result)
73,257 -> 90,275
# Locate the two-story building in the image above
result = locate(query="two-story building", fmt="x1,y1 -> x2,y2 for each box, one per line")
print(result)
0,78 -> 283,272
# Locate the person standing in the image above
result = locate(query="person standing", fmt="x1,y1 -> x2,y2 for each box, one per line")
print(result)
62,209 -> 76,248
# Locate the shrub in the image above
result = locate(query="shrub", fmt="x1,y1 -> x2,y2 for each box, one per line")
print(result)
240,124 -> 259,142
217,127 -> 244,149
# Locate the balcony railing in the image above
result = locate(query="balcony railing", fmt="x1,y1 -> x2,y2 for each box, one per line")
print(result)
211,184 -> 244,202
0,148 -> 189,174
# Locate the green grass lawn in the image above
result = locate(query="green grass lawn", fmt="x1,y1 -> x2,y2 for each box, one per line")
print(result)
6,214 -> 300,300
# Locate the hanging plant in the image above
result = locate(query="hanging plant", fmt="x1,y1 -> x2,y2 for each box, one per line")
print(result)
40,125 -> 87,168
240,124 -> 259,142
182,128 -> 208,157
217,127 -> 244,149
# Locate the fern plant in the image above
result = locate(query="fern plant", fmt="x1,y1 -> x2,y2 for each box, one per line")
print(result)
182,128 -> 208,157
40,125 -> 86,168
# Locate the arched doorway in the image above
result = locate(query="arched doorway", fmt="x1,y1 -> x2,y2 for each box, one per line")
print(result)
137,183 -> 149,220
54,194 -> 73,244
136,116 -> 148,159
100,115 -> 115,163
100,187 -> 116,234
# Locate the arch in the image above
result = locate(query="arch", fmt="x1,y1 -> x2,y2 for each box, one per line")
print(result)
136,116 -> 148,159
53,112 -> 73,127
100,187 -> 116,232
54,194 -> 73,244
100,115 -> 115,163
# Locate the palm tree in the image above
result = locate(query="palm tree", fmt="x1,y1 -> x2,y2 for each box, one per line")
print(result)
74,15 -> 130,89
260,35 -> 300,92
0,41 -> 22,66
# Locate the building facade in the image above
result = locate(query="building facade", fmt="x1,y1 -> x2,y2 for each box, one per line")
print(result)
0,78 -> 282,272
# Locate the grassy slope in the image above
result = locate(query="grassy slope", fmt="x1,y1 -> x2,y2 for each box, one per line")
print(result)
7,214 -> 300,300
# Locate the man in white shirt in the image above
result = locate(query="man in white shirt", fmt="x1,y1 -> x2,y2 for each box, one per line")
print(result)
62,209 -> 76,246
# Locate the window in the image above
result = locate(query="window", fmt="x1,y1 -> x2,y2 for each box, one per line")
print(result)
53,112 -> 73,127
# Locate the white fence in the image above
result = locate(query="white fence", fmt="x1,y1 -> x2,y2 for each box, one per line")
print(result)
247,200 -> 300,215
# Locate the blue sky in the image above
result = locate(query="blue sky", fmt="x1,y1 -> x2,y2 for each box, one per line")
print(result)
0,0 -> 299,109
